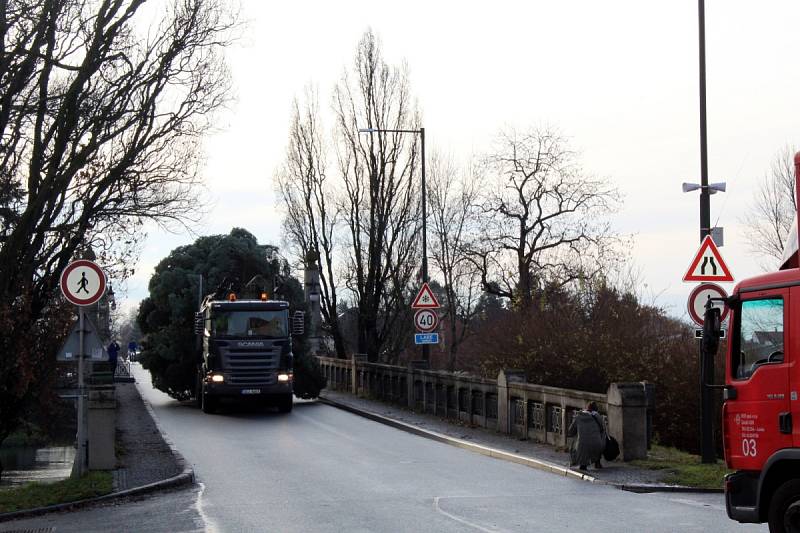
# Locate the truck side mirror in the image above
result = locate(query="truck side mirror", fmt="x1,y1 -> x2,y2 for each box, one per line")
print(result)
194,312 -> 204,335
702,306 -> 722,356
292,311 -> 305,336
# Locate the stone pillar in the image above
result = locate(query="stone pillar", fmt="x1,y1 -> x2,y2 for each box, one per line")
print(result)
497,370 -> 526,434
607,382 -> 651,461
303,252 -> 322,356
88,386 -> 116,470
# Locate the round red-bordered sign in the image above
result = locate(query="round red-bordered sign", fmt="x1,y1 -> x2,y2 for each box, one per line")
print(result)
414,309 -> 439,333
60,260 -> 107,306
687,282 -> 729,327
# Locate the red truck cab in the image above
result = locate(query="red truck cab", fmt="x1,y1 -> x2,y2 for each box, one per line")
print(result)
724,152 -> 800,533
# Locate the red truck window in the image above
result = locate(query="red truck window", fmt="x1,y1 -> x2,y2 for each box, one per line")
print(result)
733,298 -> 784,380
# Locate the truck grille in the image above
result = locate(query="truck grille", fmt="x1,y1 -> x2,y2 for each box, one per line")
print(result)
217,340 -> 285,386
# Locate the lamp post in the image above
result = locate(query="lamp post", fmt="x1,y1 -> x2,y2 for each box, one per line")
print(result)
693,0 -> 718,465
358,126 -> 429,362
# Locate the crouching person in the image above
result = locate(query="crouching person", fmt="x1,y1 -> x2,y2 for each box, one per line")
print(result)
568,401 -> 605,471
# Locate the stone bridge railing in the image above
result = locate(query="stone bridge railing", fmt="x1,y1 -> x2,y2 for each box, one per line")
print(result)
316,356 -> 654,461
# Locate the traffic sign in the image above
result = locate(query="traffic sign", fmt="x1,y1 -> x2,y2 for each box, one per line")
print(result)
414,333 -> 439,345
687,282 -> 729,327
695,328 -> 726,339
414,309 -> 439,333
60,260 -> 107,306
411,282 -> 441,309
683,236 -> 734,283
56,315 -> 108,361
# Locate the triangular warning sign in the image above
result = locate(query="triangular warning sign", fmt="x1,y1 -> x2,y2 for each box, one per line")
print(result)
411,282 -> 441,309
683,236 -> 734,282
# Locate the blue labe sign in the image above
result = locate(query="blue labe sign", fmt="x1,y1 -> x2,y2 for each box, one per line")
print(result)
414,333 -> 439,345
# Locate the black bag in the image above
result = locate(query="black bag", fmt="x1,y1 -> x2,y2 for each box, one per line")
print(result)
592,413 -> 620,461
603,435 -> 620,461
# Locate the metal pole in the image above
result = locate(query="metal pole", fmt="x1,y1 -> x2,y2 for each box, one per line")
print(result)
74,308 -> 87,477
420,127 -> 429,363
698,0 -> 715,464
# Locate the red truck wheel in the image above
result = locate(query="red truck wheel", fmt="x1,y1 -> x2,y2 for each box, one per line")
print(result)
769,479 -> 800,533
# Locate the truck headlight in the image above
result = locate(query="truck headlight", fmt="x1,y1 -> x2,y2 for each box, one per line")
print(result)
211,374 -> 224,383
277,373 -> 292,383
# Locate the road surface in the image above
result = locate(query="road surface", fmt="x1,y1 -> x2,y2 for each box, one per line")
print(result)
1,363 -> 765,532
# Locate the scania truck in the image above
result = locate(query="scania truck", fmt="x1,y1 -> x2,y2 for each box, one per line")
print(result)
714,151 -> 800,533
194,291 -> 303,414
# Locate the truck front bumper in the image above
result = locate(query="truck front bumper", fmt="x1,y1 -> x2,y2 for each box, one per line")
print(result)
204,381 -> 292,397
725,471 -> 760,523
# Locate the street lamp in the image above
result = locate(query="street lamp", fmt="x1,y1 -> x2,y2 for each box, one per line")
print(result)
358,126 -> 429,363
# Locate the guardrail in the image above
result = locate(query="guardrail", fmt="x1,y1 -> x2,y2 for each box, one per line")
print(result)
317,356 -> 654,461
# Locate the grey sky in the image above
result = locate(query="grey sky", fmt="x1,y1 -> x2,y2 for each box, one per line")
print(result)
121,0 -> 800,322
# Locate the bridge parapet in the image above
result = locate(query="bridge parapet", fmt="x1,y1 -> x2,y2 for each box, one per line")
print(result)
316,356 -> 653,460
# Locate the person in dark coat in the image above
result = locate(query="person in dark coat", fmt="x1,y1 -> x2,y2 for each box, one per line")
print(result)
568,401 -> 606,470
107,340 -> 120,375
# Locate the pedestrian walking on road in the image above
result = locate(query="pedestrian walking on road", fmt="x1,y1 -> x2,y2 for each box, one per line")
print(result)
567,401 -> 606,471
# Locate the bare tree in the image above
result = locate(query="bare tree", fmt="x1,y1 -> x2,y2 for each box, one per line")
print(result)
741,145 -> 798,269
0,0 -> 237,464
428,151 -> 482,370
469,127 -> 621,309
276,90 -> 346,357
333,31 -> 421,362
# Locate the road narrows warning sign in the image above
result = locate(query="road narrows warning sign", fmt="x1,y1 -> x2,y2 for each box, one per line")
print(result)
411,282 -> 441,309
683,235 -> 734,283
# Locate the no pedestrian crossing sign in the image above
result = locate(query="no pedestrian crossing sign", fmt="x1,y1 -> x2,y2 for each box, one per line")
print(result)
60,259 -> 107,306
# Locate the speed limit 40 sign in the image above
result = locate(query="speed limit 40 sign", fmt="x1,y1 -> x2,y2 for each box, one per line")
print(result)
414,309 -> 439,333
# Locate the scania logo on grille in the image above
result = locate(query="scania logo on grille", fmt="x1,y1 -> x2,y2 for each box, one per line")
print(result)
238,341 -> 265,347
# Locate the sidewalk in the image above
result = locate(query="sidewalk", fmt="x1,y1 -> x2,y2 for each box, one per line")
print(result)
320,389 -> 682,490
113,381 -> 186,490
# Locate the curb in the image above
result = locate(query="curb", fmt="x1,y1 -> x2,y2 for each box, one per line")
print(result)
0,375 -> 196,523
319,395 -> 724,495
0,469 -> 194,523
317,396 -> 602,484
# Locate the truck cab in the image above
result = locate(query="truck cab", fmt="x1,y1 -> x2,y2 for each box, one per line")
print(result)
724,152 -> 800,533
196,295 -> 303,414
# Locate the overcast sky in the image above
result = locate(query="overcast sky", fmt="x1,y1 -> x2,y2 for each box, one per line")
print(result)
118,0 -> 800,323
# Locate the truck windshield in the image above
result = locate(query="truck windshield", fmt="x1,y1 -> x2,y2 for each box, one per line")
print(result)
734,298 -> 784,380
211,310 -> 287,338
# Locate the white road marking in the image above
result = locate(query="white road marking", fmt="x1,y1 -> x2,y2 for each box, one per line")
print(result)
194,481 -> 220,532
433,496 -> 505,533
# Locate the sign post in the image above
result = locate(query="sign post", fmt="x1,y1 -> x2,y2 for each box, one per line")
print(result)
60,259 -> 107,477
683,234 -> 734,465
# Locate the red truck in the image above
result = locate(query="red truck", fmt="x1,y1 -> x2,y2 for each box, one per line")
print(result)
720,151 -> 800,533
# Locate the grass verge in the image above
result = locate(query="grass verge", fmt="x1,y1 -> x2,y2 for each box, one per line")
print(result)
0,471 -> 113,514
631,444 -> 732,489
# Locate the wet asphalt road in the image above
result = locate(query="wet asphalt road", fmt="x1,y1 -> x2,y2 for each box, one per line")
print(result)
1,364 -> 767,532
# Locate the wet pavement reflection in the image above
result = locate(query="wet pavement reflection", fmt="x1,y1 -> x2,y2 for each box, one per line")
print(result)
0,446 -> 75,487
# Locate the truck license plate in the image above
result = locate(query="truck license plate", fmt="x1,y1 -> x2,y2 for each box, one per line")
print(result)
241,389 -> 261,395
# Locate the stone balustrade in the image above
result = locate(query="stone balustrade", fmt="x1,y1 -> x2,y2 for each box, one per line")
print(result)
317,356 -> 654,461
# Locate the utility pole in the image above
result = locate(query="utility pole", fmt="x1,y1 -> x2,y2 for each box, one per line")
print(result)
420,127 -> 429,364
698,0 -> 715,464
